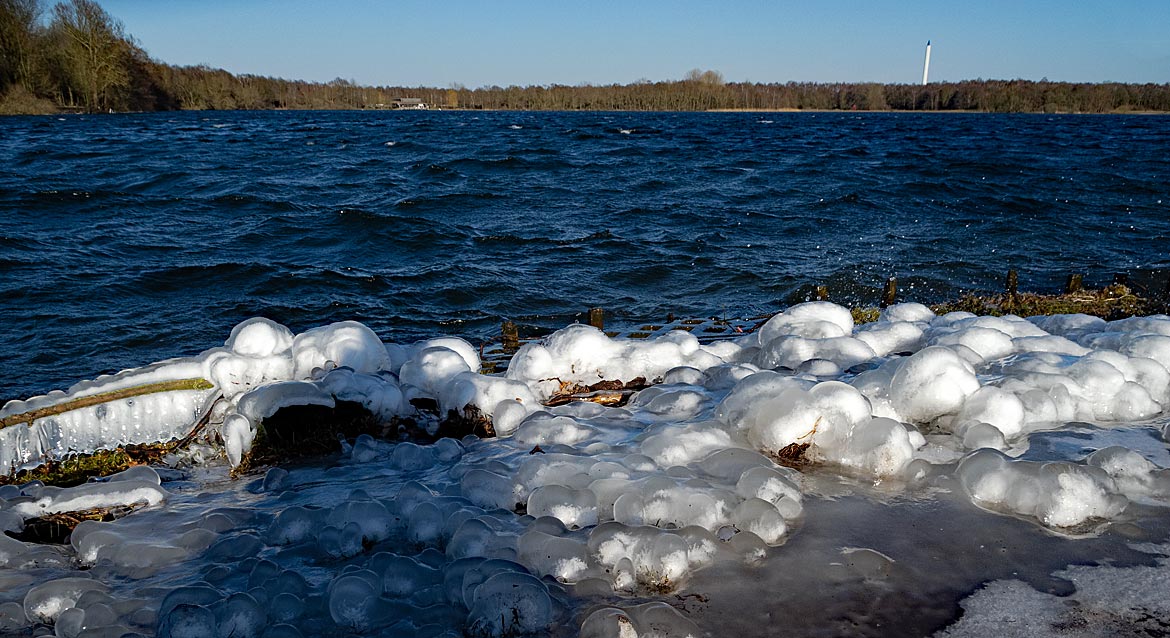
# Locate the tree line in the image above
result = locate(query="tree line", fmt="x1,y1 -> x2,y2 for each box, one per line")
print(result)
4,0 -> 1170,115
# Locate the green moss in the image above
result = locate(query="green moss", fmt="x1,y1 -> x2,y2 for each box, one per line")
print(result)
1,443 -> 171,488
851,307 -> 882,325
931,285 -> 1161,320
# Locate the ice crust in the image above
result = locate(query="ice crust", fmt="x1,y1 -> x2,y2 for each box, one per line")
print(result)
939,543 -> 1170,638
3,304 -> 1170,636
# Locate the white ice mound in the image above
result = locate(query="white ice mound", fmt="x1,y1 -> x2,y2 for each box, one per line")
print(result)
399,346 -> 473,397
835,416 -> 921,477
716,373 -> 918,477
716,372 -> 907,472
889,346 -> 980,424
994,349 -> 1166,424
588,523 -> 708,590
505,325 -> 725,401
580,602 -> 700,638
957,448 -> 1128,529
879,302 -> 936,324
1085,446 -> 1170,502
415,337 -> 482,375
755,335 -> 877,372
754,301 -> 854,345
226,317 -> 295,358
740,380 -> 871,452
292,321 -> 389,379
1027,312 -> 1107,340
438,372 -> 539,422
929,325 -> 1015,364
953,386 -> 1027,439
208,348 -> 295,401
209,318 -> 299,400
855,319 -> 926,357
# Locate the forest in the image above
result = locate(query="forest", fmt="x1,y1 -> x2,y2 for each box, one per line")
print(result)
3,0 -> 1170,115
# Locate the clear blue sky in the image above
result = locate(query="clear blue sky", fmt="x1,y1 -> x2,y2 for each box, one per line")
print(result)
100,0 -> 1170,87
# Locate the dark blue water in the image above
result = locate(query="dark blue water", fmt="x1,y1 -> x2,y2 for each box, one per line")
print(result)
2,111 -> 1168,400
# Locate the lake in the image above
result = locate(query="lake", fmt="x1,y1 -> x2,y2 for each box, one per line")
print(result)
2,111 -> 1168,400
1,111 -> 1170,638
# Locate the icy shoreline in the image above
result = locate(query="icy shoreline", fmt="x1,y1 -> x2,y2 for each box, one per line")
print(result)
2,302 -> 1170,637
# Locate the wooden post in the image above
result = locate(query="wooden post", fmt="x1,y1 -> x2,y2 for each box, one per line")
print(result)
1005,270 -> 1019,297
588,307 -> 605,330
881,277 -> 897,308
814,285 -> 829,301
1065,273 -> 1084,294
1113,273 -> 1129,287
501,320 -> 519,353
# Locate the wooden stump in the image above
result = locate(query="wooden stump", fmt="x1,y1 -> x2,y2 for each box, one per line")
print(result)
881,277 -> 897,308
588,307 -> 605,330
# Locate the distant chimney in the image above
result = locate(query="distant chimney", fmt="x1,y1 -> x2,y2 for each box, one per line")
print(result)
922,40 -> 932,85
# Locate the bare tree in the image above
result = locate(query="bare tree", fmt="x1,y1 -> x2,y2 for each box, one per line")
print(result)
684,68 -> 725,86
0,0 -> 42,91
52,0 -> 128,111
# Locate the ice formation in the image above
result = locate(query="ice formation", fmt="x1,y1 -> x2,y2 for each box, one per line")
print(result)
1,303 -> 1170,636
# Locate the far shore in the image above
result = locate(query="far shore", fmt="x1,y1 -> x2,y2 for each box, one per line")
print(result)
4,107 -> 1169,117
704,108 -> 1170,115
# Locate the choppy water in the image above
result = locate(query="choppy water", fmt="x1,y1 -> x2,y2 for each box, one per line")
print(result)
2,111 -> 1169,400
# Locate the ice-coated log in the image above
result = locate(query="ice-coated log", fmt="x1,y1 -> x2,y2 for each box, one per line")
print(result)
9,478 -> 165,520
0,375 -> 217,473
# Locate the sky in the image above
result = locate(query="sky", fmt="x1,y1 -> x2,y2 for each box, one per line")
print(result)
99,0 -> 1170,87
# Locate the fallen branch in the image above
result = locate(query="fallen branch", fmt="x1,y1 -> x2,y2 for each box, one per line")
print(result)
544,377 -> 649,408
8,501 -> 146,545
0,377 -> 215,430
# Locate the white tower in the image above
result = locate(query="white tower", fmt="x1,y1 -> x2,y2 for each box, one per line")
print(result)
922,40 -> 932,85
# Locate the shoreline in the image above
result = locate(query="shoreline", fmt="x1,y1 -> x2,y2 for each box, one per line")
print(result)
5,107 -> 1169,117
